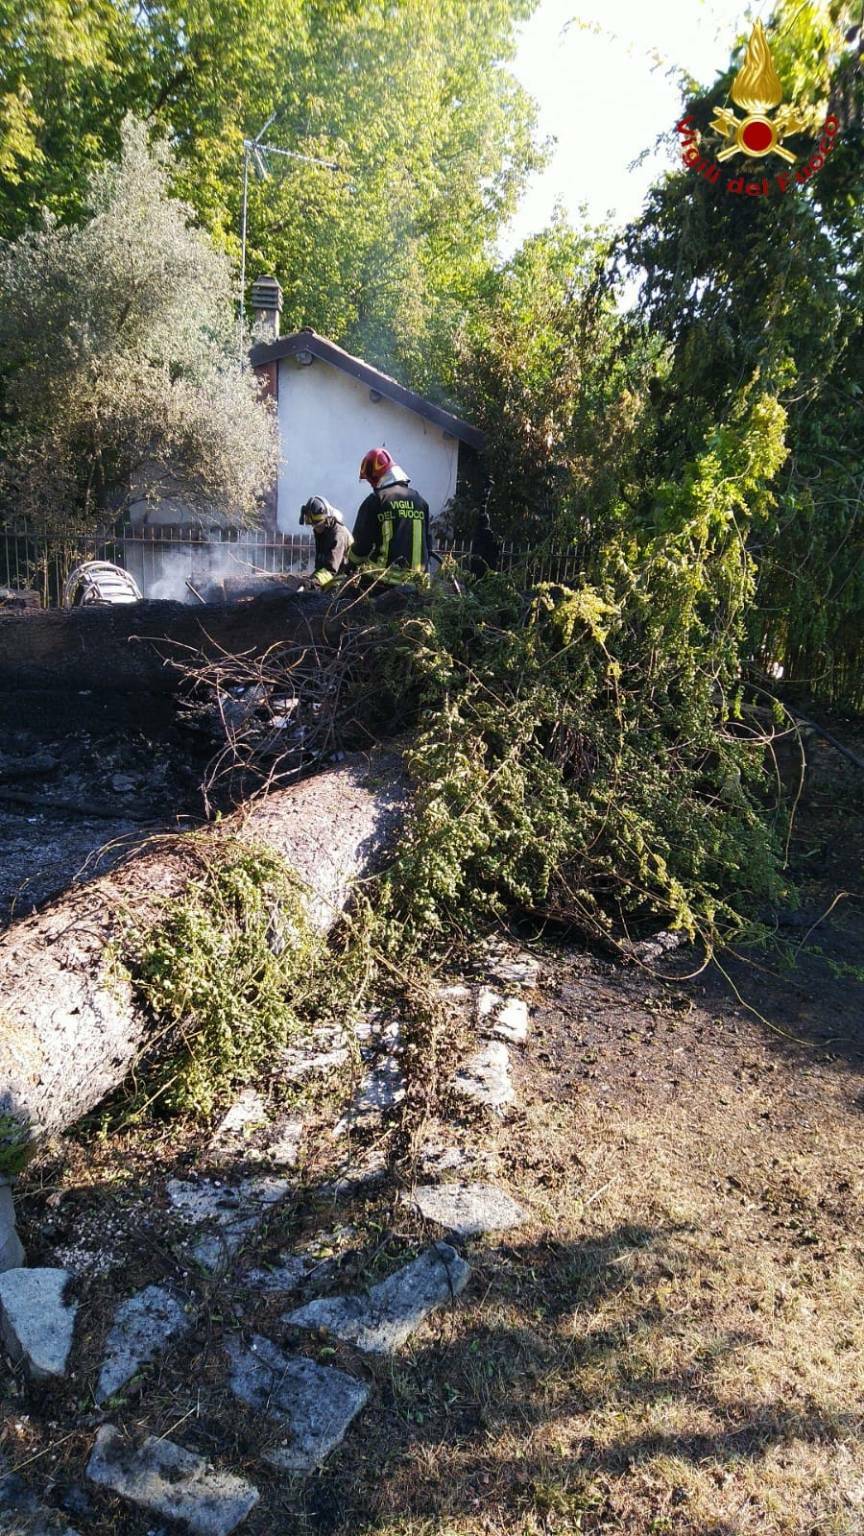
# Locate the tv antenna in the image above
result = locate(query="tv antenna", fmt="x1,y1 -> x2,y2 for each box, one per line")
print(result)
239,112 -> 342,356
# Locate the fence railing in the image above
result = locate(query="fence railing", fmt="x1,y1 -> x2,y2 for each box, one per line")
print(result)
0,523 -> 595,607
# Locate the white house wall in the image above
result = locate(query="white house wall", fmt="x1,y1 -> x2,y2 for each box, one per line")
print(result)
275,357 -> 460,534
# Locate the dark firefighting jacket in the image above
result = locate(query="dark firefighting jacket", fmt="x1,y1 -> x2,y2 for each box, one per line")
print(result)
347,481 -> 430,578
310,513 -> 353,588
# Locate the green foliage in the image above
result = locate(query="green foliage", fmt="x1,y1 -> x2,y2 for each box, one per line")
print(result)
0,0 -> 540,395
0,1108 -> 32,1176
365,388 -> 790,957
618,0 -> 864,707
0,118 -> 277,531
454,216 -> 660,540
127,842 -> 321,1119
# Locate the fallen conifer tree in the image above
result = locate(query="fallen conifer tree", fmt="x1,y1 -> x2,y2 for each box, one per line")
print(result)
0,750 -> 403,1168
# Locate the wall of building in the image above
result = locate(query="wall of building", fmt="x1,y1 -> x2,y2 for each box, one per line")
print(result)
275,357 -> 460,534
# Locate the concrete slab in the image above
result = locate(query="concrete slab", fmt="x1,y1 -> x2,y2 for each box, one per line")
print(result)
86,1426 -> 258,1536
0,1269 -> 77,1380
226,1334 -> 370,1473
284,1243 -> 470,1355
483,996 -> 529,1044
96,1284 -> 190,1403
452,1041 -> 514,1110
333,1056 -> 405,1137
404,1182 -> 527,1237
166,1176 -> 291,1274
0,1184 -> 24,1274
0,1464 -> 79,1534
240,1255 -> 309,1294
208,1096 -> 303,1170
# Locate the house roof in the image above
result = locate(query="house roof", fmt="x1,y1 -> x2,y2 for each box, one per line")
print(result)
250,329 -> 485,452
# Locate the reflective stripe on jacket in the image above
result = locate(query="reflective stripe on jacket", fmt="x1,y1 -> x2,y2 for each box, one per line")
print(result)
348,482 -> 430,574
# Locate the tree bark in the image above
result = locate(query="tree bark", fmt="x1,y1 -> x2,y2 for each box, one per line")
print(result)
0,750 -> 403,1162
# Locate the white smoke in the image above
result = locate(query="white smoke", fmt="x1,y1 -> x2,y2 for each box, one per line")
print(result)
138,536 -> 313,601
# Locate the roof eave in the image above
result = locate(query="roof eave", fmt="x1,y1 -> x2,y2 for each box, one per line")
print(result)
250,331 -> 485,452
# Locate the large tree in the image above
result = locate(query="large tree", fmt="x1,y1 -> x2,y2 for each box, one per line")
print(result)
0,119 -> 277,532
0,0 -> 541,395
617,1 -> 864,705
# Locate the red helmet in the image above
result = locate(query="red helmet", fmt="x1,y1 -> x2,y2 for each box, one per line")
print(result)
359,446 -> 393,487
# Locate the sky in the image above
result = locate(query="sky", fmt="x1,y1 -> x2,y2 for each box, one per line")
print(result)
501,0 -> 765,251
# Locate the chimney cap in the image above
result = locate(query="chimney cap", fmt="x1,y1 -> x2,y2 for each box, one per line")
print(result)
250,274 -> 283,311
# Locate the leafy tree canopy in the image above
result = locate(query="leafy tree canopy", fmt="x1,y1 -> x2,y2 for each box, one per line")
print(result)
0,118 -> 277,532
0,0 -> 541,392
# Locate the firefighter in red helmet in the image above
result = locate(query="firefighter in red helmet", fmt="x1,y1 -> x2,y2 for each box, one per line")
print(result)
347,447 -> 430,581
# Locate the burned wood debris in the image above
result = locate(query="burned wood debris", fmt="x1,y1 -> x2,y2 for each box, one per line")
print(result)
175,599 -> 397,810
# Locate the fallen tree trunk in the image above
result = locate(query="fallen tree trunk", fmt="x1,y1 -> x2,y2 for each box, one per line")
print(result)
0,750 -> 403,1163
0,587 -> 417,697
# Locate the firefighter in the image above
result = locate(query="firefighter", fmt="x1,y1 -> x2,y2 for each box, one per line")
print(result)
469,506 -> 501,578
299,496 -> 353,588
347,447 -> 430,582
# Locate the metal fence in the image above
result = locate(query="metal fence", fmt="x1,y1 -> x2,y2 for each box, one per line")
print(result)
0,522 -> 595,607
0,524 -> 317,607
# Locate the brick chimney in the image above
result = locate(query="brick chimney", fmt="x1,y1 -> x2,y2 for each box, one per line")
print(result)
250,274 -> 283,340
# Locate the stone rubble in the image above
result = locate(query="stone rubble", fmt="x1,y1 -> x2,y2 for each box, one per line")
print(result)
166,1175 -> 291,1274
436,983 -> 472,1005
332,1055 -> 405,1136
452,1040 -> 514,1110
0,1268 -> 77,1381
226,1334 -> 370,1472
0,949 -> 538,1521
96,1284 -> 190,1403
281,1025 -> 350,1083
86,1427 -> 258,1536
208,1094 -> 303,1170
284,1242 -> 470,1355
417,1143 -> 473,1178
240,1255 -> 309,1294
0,1181 -> 24,1274
477,992 -> 529,1044
404,1182 -> 527,1237
481,946 -> 541,988
323,1150 -> 389,1199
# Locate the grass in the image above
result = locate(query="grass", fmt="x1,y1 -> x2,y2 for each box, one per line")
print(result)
9,934 -> 864,1536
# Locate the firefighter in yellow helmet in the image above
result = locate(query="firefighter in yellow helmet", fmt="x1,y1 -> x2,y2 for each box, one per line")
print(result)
299,496 -> 353,589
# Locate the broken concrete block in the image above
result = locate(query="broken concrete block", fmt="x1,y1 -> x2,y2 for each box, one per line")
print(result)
284,1243 -> 470,1355
417,1143 -> 472,1177
240,1255 -> 309,1294
208,1095 -> 302,1170
0,1461 -> 80,1535
452,1040 -> 514,1110
404,1183 -> 528,1237
86,1426 -> 258,1536
476,986 -> 503,1019
208,1091 -> 267,1154
483,947 -> 540,987
323,1150 -> 389,1200
333,1055 -> 405,1137
96,1284 -> 190,1403
0,1183 -> 24,1274
166,1175 -> 291,1274
437,983 -> 471,1000
0,1268 -> 77,1380
483,996 -> 529,1044
281,1025 -> 350,1083
226,1334 -> 370,1472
